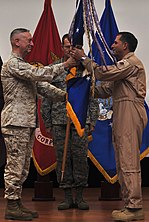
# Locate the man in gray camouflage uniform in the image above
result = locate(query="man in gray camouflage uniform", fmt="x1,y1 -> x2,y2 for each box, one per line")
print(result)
1,28 -> 76,221
41,34 -> 98,211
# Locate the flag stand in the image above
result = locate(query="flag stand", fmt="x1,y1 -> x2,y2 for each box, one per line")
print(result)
99,180 -> 121,200
32,173 -> 55,201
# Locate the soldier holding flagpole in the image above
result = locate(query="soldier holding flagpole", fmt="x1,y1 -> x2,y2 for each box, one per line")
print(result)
41,33 -> 99,211
71,31 -> 147,221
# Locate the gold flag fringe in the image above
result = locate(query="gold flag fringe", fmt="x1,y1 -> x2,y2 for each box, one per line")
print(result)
66,101 -> 85,137
32,150 -> 57,176
88,146 -> 149,184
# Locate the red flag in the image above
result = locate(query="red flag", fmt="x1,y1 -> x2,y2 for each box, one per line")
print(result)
26,0 -> 63,65
32,98 -> 56,175
26,0 -> 63,175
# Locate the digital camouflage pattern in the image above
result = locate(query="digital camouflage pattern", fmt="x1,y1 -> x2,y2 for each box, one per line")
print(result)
3,127 -> 34,199
42,59 -> 98,128
41,59 -> 99,188
1,52 -> 66,199
1,52 -> 66,128
52,124 -> 89,188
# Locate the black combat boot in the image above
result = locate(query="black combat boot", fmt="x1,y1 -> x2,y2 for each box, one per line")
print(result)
58,188 -> 74,210
5,199 -> 33,221
17,199 -> 39,218
75,187 -> 89,210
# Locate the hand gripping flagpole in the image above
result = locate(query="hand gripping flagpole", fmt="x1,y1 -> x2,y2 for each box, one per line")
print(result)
61,0 -> 117,182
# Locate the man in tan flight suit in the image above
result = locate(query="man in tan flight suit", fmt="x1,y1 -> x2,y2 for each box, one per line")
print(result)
1,28 -> 76,221
71,32 -> 148,221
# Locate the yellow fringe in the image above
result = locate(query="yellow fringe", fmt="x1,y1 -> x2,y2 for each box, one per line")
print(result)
88,135 -> 93,142
88,150 -> 118,184
65,67 -> 77,81
140,147 -> 149,160
88,146 -> 149,184
66,101 -> 84,137
32,146 -> 149,177
32,150 -> 57,176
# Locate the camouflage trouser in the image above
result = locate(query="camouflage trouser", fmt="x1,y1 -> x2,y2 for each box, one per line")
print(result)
52,124 -> 89,189
2,126 -> 35,200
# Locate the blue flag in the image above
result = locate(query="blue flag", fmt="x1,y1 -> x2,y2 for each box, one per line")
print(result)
69,0 -> 84,46
88,118 -> 117,183
67,0 -> 91,137
66,76 -> 91,137
140,101 -> 149,159
88,0 -> 149,183
90,0 -> 118,65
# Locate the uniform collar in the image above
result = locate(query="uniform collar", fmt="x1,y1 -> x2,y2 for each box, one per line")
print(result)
10,52 -> 24,61
123,52 -> 134,60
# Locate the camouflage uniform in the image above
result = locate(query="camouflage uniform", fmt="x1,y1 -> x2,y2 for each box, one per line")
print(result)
41,58 -> 99,189
1,52 -> 66,200
0,58 -> 6,167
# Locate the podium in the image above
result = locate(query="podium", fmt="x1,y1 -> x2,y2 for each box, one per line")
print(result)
32,173 -> 55,201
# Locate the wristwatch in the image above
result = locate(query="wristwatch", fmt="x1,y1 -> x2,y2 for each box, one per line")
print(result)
80,56 -> 87,62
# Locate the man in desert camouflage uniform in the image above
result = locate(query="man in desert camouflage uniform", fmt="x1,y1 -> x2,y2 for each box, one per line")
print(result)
41,34 -> 98,211
1,28 -> 76,221
0,56 -> 6,167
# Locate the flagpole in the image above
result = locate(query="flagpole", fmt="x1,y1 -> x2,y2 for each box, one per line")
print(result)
61,117 -> 71,182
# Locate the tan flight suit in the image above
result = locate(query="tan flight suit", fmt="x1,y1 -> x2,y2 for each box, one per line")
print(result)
1,52 -> 66,200
82,52 -> 148,209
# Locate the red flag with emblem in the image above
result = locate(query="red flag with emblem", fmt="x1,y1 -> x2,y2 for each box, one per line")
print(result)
25,0 -> 63,175
26,0 -> 63,65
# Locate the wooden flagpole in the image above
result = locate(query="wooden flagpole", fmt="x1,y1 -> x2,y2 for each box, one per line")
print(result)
61,117 -> 71,182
